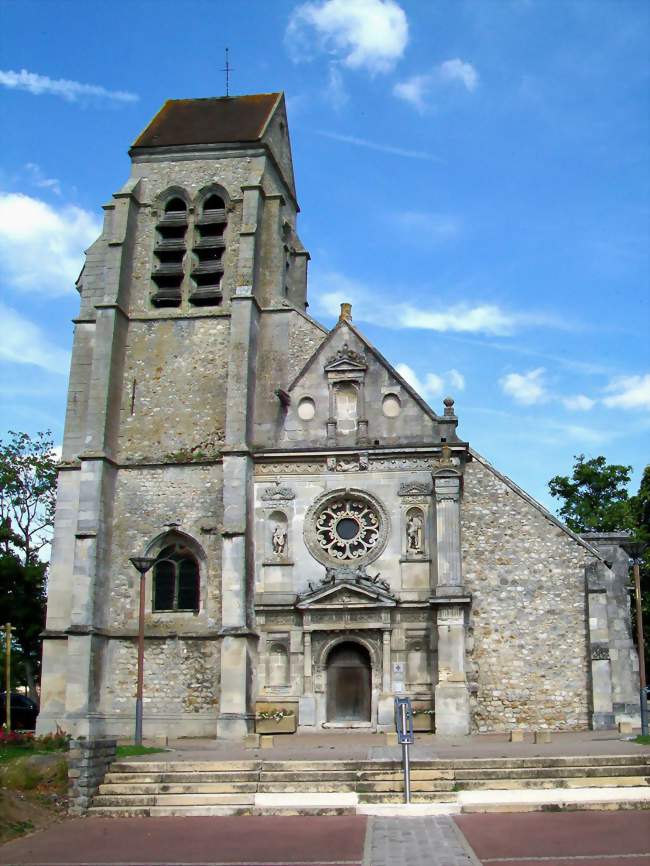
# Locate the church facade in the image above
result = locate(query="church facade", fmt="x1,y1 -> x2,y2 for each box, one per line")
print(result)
37,93 -> 639,740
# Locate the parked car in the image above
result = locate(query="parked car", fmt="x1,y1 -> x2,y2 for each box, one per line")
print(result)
0,692 -> 38,730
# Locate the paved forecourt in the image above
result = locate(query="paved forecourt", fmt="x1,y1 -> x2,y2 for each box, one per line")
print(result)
455,810 -> 650,865
0,816 -> 367,866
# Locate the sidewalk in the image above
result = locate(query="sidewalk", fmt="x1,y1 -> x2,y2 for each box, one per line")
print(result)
136,729 -> 649,763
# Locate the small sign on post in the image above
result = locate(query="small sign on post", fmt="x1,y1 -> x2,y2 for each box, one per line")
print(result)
394,696 -> 414,803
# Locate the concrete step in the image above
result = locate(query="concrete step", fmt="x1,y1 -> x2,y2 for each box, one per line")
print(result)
357,781 -> 455,793
259,770 -> 359,782
436,755 -> 650,770
93,793 -> 256,807
98,782 -> 257,795
358,769 -> 455,781
103,771 -> 259,784
88,805 -> 254,817
257,780 -> 357,794
260,760 -> 382,772
358,792 -> 456,804
454,776 -> 650,791
454,765 -> 650,781
108,761 -> 259,773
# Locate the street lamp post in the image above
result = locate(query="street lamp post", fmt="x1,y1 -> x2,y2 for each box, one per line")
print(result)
129,556 -> 156,746
622,540 -> 648,737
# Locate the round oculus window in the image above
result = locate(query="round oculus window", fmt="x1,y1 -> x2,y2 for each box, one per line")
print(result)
304,490 -> 390,566
298,397 -> 316,420
382,393 -> 401,418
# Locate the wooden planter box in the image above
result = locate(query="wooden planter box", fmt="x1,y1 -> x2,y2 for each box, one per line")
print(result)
255,702 -> 298,735
412,703 -> 434,732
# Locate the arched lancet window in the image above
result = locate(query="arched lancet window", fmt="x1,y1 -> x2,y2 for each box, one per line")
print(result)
153,542 -> 199,611
151,193 -> 189,308
190,191 -> 228,306
165,197 -> 187,214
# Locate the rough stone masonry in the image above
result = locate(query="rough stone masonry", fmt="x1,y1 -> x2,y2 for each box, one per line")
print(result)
37,92 -> 639,741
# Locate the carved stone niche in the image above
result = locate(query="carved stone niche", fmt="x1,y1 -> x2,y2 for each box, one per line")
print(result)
324,343 -> 369,445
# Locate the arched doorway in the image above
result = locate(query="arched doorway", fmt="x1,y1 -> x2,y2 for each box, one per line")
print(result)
326,641 -> 371,722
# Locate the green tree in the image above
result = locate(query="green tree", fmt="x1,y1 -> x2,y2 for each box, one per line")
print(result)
548,454 -> 634,533
550,456 -> 649,670
0,431 -> 57,699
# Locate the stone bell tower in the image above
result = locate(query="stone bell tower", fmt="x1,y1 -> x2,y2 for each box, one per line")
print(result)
38,93 -> 318,739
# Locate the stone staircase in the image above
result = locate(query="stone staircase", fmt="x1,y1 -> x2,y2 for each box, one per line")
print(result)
89,754 -> 650,816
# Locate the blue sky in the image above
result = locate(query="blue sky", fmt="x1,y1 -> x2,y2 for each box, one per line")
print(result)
0,0 -> 648,511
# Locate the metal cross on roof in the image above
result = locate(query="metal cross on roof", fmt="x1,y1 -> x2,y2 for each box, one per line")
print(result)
221,48 -> 234,97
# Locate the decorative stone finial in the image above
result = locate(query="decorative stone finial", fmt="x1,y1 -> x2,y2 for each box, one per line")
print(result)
443,396 -> 455,416
339,302 -> 352,323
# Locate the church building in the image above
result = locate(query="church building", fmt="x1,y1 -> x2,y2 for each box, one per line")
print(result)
37,93 -> 639,740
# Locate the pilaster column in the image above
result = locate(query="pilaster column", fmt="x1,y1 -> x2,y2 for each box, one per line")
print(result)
303,631 -> 312,692
432,469 -> 470,735
586,562 -> 616,729
433,473 -> 462,595
433,603 -> 470,735
216,187 -> 263,740
382,630 -> 391,692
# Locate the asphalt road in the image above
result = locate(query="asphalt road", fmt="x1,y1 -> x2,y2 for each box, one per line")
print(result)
0,811 -> 648,866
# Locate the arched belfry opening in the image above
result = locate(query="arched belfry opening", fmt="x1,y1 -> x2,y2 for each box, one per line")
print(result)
326,641 -> 371,723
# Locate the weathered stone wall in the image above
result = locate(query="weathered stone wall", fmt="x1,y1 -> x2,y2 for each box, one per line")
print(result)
287,311 -> 327,380
100,638 -> 219,737
462,455 -> 592,731
117,318 -> 230,461
68,738 -> 117,814
106,464 -> 223,629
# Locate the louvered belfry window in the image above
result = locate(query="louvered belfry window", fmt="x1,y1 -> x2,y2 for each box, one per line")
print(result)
152,543 -> 200,611
190,194 -> 226,306
151,197 -> 187,307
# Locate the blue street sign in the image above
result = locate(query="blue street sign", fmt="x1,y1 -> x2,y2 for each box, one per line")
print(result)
394,696 -> 414,745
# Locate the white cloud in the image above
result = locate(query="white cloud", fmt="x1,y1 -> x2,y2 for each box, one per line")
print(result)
0,68 -> 138,104
395,364 -> 464,401
313,270 -> 563,337
393,74 -> 429,112
448,369 -> 465,391
398,303 -> 517,336
0,303 -> 70,374
500,368 -> 548,405
325,63 -> 349,108
562,394 -> 596,411
439,59 -> 479,92
0,192 -> 101,295
602,374 -> 650,410
286,0 -> 408,74
393,58 -> 479,111
395,211 -> 460,242
317,130 -> 441,161
25,163 -> 62,197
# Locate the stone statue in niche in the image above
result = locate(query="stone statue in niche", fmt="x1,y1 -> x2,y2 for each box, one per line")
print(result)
272,525 -> 287,556
406,512 -> 424,553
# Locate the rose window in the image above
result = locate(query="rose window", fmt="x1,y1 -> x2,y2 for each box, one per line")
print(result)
315,496 -> 381,560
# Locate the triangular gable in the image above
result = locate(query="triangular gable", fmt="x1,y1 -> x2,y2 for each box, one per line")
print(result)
288,318 -> 441,423
297,580 -> 396,609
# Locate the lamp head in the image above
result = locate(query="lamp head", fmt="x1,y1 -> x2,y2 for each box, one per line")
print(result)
129,556 -> 156,575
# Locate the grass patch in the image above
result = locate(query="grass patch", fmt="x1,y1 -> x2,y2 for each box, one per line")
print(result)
116,745 -> 165,757
634,735 -> 650,745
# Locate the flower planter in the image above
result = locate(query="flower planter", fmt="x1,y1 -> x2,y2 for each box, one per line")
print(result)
255,702 -> 298,735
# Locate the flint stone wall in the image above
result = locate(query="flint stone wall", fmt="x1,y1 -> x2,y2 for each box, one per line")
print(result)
462,456 -> 592,731
68,738 -> 116,814
101,638 -> 219,736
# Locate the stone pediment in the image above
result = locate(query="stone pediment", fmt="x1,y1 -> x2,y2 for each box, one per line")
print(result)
296,580 -> 396,609
324,343 -> 367,373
